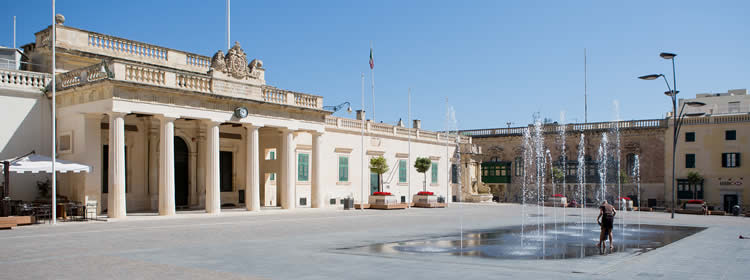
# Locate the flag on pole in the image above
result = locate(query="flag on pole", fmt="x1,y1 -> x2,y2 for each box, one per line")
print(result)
369,48 -> 374,69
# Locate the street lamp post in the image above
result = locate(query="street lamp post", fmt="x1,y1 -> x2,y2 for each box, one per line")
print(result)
638,52 -> 705,219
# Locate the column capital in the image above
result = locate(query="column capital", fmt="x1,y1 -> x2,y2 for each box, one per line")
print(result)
154,114 -> 179,121
242,123 -> 264,129
108,111 -> 128,119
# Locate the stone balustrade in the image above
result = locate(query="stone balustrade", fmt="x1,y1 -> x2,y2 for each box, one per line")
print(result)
87,33 -> 167,61
56,61 -> 109,90
176,73 -> 211,93
0,69 -> 50,91
461,119 -> 668,137
262,86 -> 322,110
124,64 -> 166,86
325,116 -> 468,145
46,26 -> 215,73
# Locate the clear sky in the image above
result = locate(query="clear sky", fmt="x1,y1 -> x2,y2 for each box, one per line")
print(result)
2,0 -> 748,131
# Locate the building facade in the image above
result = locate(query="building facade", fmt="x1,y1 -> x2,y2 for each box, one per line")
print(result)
668,90 -> 750,211
0,17 -> 477,218
460,120 -> 667,206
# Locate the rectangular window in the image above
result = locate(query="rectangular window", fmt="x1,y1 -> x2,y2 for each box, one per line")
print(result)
722,153 -> 740,168
265,149 -> 276,160
685,154 -> 695,168
298,153 -> 309,181
726,130 -> 736,141
269,173 -> 276,181
398,159 -> 407,183
451,164 -> 458,184
431,162 -> 439,184
514,157 -> 523,176
220,151 -> 233,192
338,156 -> 349,182
685,132 -> 695,142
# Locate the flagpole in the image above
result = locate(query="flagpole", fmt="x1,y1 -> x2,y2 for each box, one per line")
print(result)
407,88 -> 411,208
370,41 -> 375,122
445,97 -> 449,207
360,73 -> 365,211
51,0 -> 57,225
226,0 -> 230,50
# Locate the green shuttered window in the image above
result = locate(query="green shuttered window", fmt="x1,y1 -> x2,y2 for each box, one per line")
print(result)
338,156 -> 349,182
431,162 -> 438,184
298,153 -> 309,181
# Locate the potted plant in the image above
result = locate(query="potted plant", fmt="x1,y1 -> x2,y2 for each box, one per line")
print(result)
547,193 -> 567,207
414,157 -> 431,192
367,157 -> 401,209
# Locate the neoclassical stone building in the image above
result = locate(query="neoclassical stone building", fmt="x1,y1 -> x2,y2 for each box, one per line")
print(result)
460,120 -> 667,206
1,17 -> 476,217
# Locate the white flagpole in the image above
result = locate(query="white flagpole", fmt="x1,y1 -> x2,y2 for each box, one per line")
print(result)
51,0 -> 57,225
227,0 -> 230,50
360,73 -> 365,211
445,98 -> 449,207
370,41 -> 375,122
407,88 -> 411,208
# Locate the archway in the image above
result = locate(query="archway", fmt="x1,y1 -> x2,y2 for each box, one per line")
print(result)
174,136 -> 189,207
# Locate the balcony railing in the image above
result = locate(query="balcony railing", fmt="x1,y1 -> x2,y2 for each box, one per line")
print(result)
461,119 -> 667,137
45,25 -> 218,73
0,69 -> 50,91
324,115 -> 471,145
54,60 -> 324,110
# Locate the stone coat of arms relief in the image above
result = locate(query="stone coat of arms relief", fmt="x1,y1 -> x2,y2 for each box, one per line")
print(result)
210,41 -> 263,80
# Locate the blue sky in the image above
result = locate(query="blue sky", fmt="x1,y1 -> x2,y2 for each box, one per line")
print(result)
2,0 -> 748,131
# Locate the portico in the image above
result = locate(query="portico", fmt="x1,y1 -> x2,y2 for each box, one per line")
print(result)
20,20 -> 465,220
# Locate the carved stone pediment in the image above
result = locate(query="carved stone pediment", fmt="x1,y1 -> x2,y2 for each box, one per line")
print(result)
210,41 -> 264,80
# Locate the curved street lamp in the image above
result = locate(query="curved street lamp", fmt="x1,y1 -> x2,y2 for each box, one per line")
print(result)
323,102 -> 353,114
638,52 -> 705,219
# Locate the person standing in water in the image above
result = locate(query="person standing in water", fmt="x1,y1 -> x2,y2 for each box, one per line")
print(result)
597,200 -> 617,250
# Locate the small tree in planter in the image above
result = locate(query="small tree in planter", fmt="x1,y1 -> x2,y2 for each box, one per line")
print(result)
687,171 -> 704,200
414,157 -> 431,192
369,156 -> 389,193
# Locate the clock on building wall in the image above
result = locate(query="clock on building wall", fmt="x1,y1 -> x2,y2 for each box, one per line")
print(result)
234,107 -> 248,119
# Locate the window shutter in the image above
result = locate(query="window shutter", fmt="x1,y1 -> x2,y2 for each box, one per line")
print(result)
737,153 -> 741,167
721,153 -> 727,167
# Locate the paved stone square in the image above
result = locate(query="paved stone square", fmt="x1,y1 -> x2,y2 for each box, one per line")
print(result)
1,204 -> 749,279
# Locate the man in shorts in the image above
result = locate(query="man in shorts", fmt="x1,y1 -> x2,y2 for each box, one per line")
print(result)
597,200 -> 616,250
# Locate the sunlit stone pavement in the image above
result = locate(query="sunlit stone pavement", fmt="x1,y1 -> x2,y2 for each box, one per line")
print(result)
1,203 -> 748,279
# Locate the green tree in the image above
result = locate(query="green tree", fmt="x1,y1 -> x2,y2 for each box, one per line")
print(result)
369,156 -> 389,193
551,167 -> 564,183
619,169 -> 631,184
414,157 -> 432,192
687,171 -> 704,185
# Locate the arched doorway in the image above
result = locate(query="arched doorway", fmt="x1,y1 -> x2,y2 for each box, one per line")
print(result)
174,136 -> 189,207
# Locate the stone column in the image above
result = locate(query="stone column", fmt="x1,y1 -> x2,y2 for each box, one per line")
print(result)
205,121 -> 221,214
311,132 -> 324,208
245,125 -> 261,211
281,129 -> 295,209
108,112 -> 127,218
158,116 -> 176,216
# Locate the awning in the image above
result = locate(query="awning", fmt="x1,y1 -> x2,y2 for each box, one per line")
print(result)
2,154 -> 91,173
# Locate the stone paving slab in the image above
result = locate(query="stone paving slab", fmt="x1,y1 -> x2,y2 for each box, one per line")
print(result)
0,203 -> 748,279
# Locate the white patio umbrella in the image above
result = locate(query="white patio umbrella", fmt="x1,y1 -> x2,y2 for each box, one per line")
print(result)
7,154 -> 91,173
3,154 -> 91,174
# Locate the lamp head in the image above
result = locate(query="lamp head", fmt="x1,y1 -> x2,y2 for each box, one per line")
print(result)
638,74 -> 662,80
685,112 -> 706,117
660,52 -> 677,59
685,101 -> 706,107
664,90 -> 679,97
347,105 -> 353,113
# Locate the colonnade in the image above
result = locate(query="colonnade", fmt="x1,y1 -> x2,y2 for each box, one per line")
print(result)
105,113 -> 325,218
